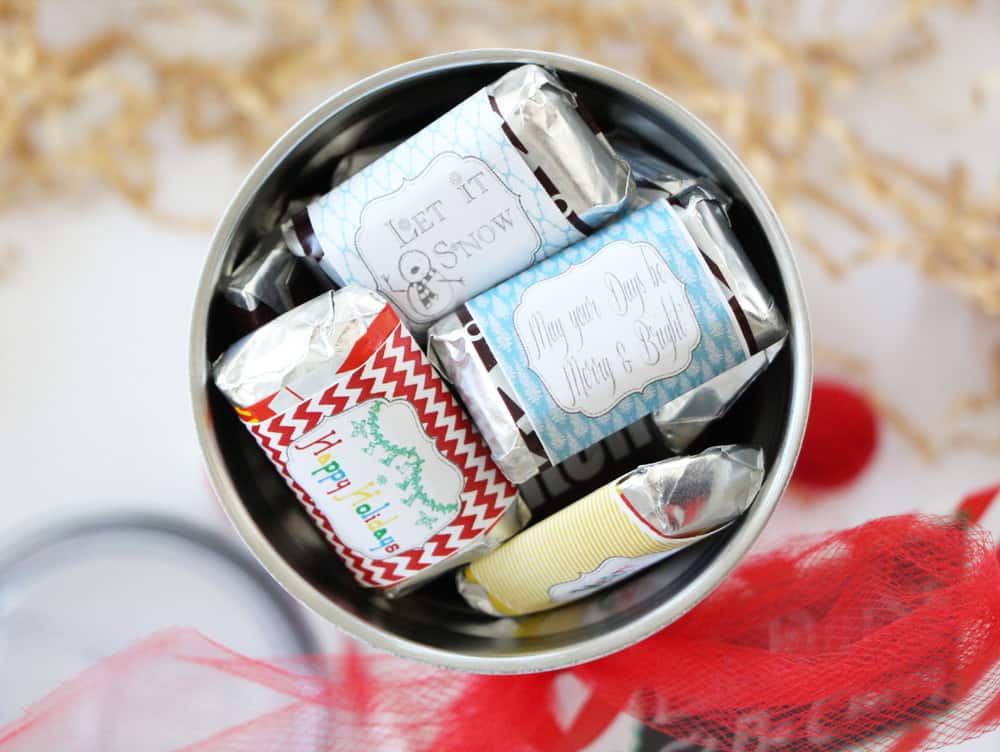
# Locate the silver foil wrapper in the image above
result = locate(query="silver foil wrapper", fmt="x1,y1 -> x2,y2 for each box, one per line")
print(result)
428,309 -> 546,484
220,138 -> 406,331
488,65 -> 634,230
611,137 -> 730,209
329,139 -> 404,188
219,230 -> 331,331
281,64 -> 633,333
214,287 -> 387,413
214,287 -> 528,595
221,236 -> 298,321
457,445 -> 764,616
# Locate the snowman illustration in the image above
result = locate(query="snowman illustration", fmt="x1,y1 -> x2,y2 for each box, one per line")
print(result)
382,249 -> 464,320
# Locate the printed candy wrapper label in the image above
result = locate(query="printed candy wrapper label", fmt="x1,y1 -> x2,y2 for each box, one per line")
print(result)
285,399 -> 464,560
307,88 -> 582,329
245,309 -> 520,589
355,152 -> 542,325
548,550 -> 676,603
513,239 -> 701,417
466,199 -> 750,465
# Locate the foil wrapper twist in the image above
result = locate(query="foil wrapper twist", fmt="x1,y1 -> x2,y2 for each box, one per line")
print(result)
458,445 -> 765,616
429,189 -> 787,484
217,138 -> 403,328
213,287 -> 529,595
281,64 -> 634,333
218,234 -> 331,333
329,139 -> 403,188
611,137 -> 731,208
220,238 -> 301,327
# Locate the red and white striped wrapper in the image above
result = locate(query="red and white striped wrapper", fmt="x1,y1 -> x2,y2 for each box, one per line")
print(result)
213,287 -> 526,593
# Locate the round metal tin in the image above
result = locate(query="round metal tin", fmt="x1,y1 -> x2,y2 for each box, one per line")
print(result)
190,49 -> 812,674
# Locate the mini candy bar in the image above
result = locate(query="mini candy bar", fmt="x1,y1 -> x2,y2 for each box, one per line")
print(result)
213,287 -> 528,595
429,195 -> 787,484
457,446 -> 764,616
281,64 -> 633,333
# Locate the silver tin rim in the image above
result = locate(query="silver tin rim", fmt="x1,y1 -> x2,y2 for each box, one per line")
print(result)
189,48 -> 812,674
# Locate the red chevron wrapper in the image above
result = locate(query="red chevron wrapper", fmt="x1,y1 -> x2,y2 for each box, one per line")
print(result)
213,287 -> 527,593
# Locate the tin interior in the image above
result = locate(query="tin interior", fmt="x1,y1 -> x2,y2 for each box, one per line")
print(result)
194,53 -> 804,671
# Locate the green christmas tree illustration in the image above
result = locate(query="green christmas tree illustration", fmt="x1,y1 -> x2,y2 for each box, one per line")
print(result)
350,401 -> 459,517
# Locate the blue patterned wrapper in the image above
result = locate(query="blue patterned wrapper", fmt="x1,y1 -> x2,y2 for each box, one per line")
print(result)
428,197 -> 784,484
281,64 -> 632,333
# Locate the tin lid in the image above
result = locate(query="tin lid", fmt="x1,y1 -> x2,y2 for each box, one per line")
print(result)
0,514 -> 320,725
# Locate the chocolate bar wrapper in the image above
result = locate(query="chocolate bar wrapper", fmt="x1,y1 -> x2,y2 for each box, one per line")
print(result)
457,446 -> 764,616
429,197 -> 786,483
213,287 -> 528,595
282,64 -> 633,333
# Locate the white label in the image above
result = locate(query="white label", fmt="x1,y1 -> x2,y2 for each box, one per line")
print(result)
285,399 -> 464,560
355,152 -> 542,325
547,551 -> 674,604
512,240 -> 701,418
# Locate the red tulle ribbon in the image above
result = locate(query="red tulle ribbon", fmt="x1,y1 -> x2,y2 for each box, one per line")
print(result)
2,510 -> 999,752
